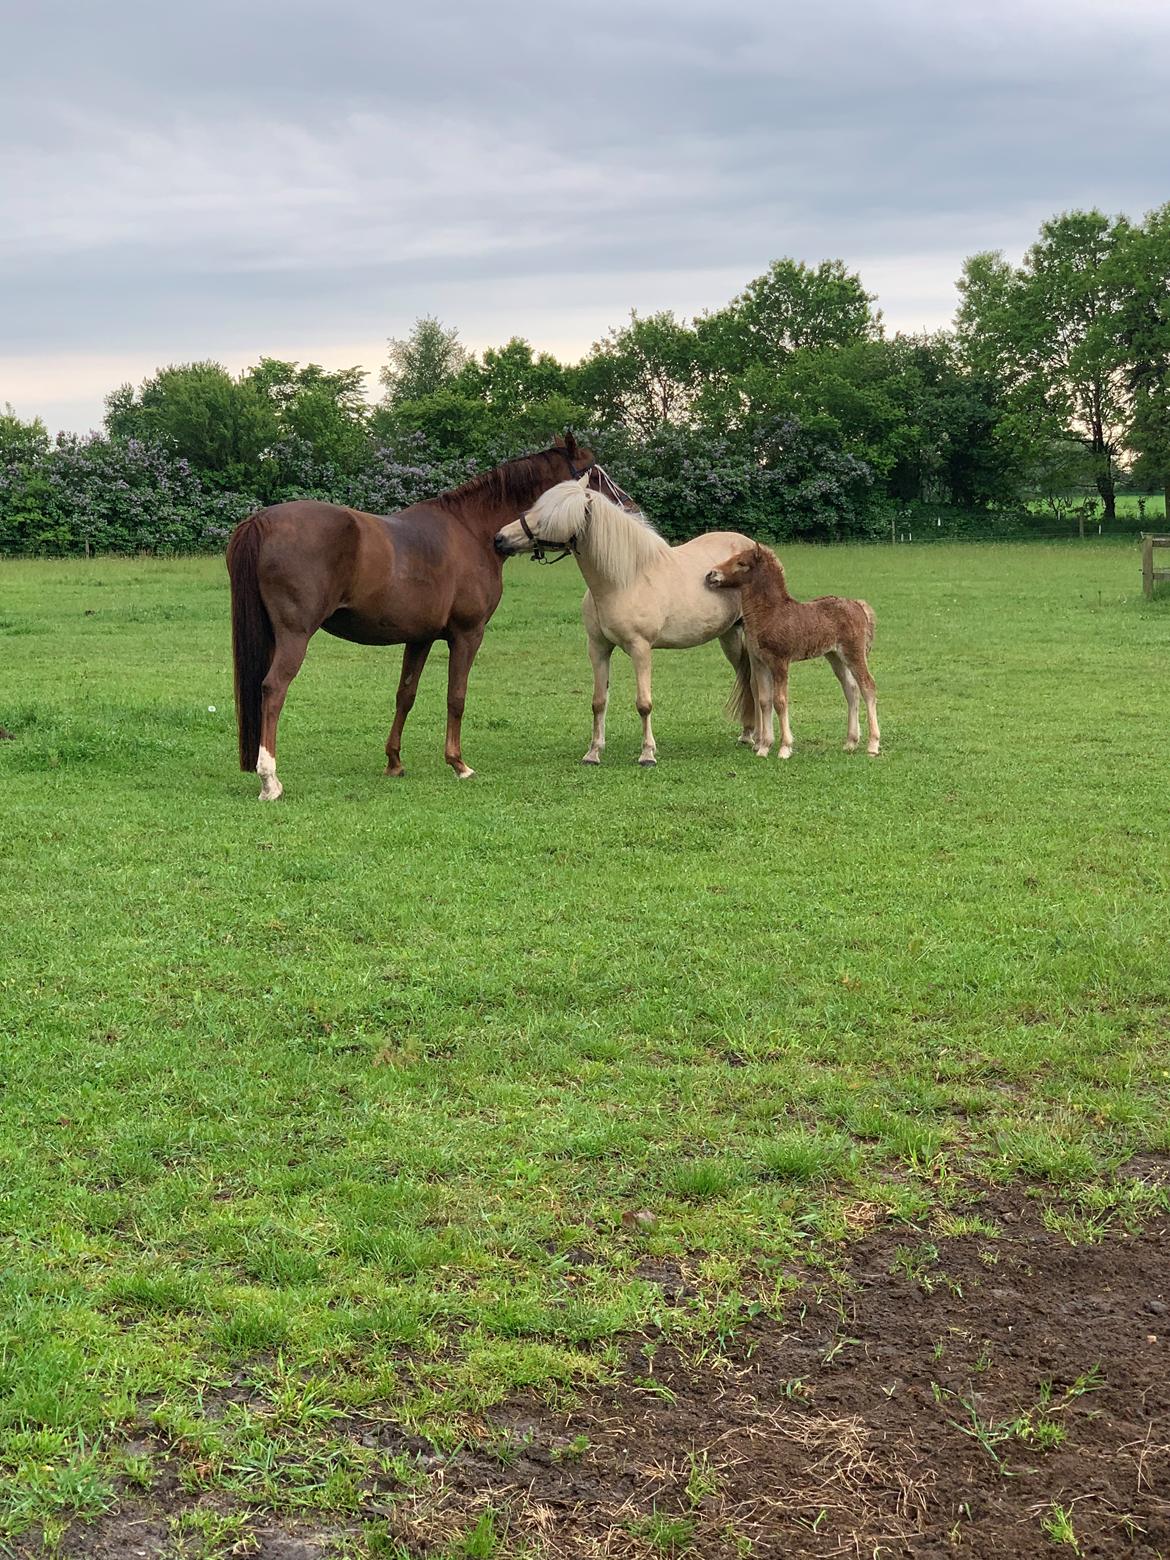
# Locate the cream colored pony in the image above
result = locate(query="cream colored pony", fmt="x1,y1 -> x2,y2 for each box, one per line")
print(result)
494,477 -> 761,765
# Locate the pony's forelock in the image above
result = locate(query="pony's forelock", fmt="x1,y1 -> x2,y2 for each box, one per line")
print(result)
526,481 -> 668,587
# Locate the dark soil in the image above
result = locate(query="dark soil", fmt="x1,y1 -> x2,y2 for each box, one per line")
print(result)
37,1174 -> 1170,1559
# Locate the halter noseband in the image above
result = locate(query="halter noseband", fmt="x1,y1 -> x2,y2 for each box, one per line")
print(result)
521,498 -> 588,564
521,452 -> 636,564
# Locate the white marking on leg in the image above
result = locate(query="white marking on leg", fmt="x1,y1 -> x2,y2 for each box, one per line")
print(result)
257,745 -> 283,802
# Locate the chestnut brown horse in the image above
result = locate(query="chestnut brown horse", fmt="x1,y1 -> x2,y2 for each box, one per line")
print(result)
226,434 -> 595,798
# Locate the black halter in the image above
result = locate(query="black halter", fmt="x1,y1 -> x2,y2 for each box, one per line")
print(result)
522,453 -> 637,563
521,506 -> 581,564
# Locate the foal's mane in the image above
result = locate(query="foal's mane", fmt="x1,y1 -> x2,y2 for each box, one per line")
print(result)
434,448 -> 565,516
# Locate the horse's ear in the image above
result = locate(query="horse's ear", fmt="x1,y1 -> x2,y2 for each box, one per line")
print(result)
564,429 -> 578,457
753,541 -> 762,559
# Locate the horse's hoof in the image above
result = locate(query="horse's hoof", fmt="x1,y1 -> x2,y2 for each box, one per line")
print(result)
384,764 -> 405,778
867,745 -> 881,757
581,754 -> 601,766
843,742 -> 858,754
258,784 -> 283,802
454,765 -> 476,780
779,747 -> 793,760
637,757 -> 657,768
754,747 -> 770,760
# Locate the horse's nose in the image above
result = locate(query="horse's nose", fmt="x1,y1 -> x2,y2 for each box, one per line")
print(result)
706,570 -> 720,587
493,533 -> 509,555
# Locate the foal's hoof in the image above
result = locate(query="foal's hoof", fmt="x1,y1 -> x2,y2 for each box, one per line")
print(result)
637,757 -> 657,768
867,744 -> 881,757
843,741 -> 859,754
581,754 -> 601,766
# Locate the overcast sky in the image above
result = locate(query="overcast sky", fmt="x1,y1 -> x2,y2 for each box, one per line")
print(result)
2,0 -> 1168,435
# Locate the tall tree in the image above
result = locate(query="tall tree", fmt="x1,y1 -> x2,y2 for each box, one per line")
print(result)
698,258 -> 880,374
1115,204 -> 1170,514
243,358 -> 371,474
104,362 -> 278,482
958,212 -> 1133,519
0,403 -> 50,463
380,317 -> 469,405
575,311 -> 703,435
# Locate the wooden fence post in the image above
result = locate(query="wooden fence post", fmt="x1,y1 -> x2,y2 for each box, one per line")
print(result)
1142,533 -> 1170,598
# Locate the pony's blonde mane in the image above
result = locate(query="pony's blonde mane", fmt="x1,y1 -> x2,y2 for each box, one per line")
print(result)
526,481 -> 668,588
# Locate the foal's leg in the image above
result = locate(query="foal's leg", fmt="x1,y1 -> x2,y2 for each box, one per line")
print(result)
443,626 -> 486,779
257,630 -> 311,801
855,655 -> 880,756
774,661 -> 794,759
385,640 -> 433,778
718,625 -> 757,746
826,650 -> 861,752
582,634 -> 613,765
628,638 -> 657,767
750,653 -> 774,758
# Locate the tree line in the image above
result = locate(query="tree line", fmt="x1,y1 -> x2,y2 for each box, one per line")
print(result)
1,205 -> 1167,556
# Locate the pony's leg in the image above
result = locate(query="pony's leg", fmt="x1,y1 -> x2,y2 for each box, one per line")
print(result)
775,662 -> 794,759
443,626 -> 486,779
257,630 -> 310,801
826,650 -> 861,752
385,640 -> 433,778
582,635 -> 613,765
718,626 -> 756,745
629,639 -> 657,766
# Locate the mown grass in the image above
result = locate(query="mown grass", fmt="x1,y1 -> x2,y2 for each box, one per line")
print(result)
1,540 -> 1168,1550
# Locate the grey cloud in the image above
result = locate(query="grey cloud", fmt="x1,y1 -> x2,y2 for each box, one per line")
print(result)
2,0 -> 1168,429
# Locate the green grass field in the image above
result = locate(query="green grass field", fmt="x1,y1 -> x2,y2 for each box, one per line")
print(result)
2,541 -> 1169,1553
1028,492 -> 1166,520
1113,493 -> 1166,517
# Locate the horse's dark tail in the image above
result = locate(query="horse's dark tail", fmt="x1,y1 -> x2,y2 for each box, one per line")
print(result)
725,637 -> 755,727
226,513 -> 273,772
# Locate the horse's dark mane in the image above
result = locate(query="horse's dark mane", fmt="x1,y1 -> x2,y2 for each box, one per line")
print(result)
433,449 -> 562,515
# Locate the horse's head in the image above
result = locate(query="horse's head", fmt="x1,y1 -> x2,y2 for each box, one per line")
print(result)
494,476 -> 593,559
544,431 -> 598,485
706,542 -> 764,590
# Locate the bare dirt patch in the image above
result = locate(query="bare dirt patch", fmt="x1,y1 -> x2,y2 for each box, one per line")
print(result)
40,1174 -> 1170,1559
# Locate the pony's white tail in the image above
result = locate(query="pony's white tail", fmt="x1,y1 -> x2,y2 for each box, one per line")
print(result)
725,641 -> 754,726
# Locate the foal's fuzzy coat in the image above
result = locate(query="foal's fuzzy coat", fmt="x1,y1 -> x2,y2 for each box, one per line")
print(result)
707,544 -> 880,758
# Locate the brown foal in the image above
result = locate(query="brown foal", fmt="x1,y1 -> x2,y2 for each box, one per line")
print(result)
226,435 -> 595,798
706,543 -> 879,759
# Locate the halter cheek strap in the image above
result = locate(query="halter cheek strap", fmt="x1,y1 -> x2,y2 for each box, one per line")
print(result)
520,492 -> 590,564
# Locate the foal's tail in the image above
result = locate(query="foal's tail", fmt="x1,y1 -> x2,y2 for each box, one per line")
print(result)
225,513 -> 274,772
725,637 -> 755,726
860,600 -> 876,649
